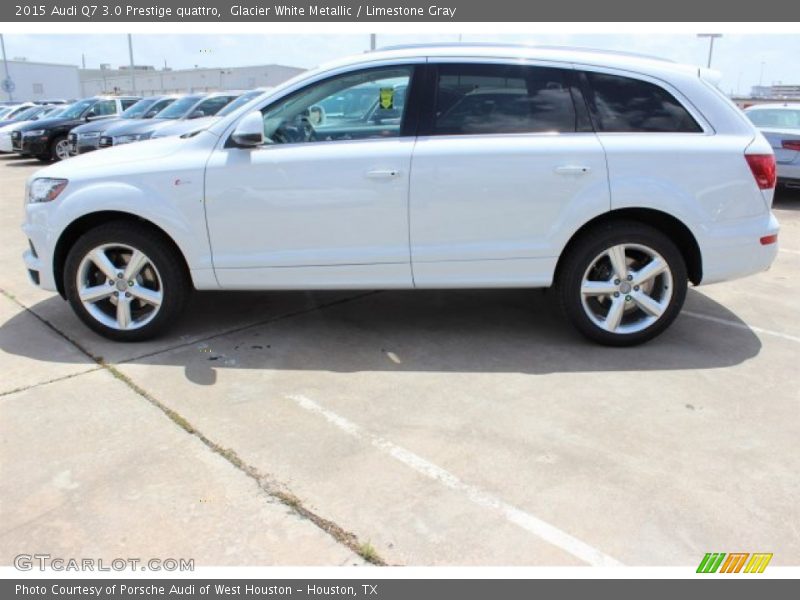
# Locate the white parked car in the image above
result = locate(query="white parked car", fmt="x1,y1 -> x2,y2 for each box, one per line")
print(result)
743,103 -> 800,189
22,45 -> 779,345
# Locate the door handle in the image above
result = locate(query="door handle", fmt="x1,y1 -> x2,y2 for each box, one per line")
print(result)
554,165 -> 591,175
366,169 -> 401,179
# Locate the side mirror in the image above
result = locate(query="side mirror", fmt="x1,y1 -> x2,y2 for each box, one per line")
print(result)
231,111 -> 264,147
85,110 -> 97,120
189,110 -> 205,119
145,109 -> 159,118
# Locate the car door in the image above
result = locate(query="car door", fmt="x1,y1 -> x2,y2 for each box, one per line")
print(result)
409,61 -> 611,287
204,63 -> 421,289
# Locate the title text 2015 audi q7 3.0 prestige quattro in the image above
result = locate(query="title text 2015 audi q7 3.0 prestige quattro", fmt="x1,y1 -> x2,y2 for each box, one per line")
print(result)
22,45 -> 780,345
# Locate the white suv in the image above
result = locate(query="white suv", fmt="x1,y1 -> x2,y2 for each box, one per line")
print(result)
22,45 -> 779,345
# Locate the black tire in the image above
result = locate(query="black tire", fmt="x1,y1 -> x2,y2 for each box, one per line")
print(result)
49,136 -> 70,162
36,154 -> 50,162
555,220 -> 688,346
64,221 -> 189,342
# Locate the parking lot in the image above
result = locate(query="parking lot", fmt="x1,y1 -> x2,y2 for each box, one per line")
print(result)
0,152 -> 798,567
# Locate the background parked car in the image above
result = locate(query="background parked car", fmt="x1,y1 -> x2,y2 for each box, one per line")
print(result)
98,91 -> 241,148
744,103 -> 800,189
0,102 -> 35,120
150,89 -> 267,139
0,104 -> 67,153
69,95 -> 179,156
11,95 -> 140,162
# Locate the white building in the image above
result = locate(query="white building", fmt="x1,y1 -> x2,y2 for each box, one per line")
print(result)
79,64 -> 305,96
1,59 -> 81,102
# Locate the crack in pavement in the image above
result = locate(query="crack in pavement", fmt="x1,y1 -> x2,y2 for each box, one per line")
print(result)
0,366 -> 103,398
0,287 -> 387,565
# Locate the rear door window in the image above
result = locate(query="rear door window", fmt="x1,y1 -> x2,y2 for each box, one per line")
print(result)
430,63 -> 579,135
582,72 -> 702,133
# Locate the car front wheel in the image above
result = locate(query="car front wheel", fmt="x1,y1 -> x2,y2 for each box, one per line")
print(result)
50,136 -> 70,162
556,221 -> 688,346
64,222 -> 189,341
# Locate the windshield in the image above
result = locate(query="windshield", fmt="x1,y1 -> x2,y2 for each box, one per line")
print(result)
217,91 -> 263,116
121,97 -> 159,119
12,106 -> 42,121
155,95 -> 203,119
58,99 -> 96,120
40,105 -> 70,119
747,108 -> 800,129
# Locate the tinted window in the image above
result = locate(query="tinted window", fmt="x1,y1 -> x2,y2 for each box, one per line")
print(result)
192,95 -> 237,118
432,64 -> 577,135
746,109 -> 800,129
121,98 -> 139,110
157,95 -> 204,119
583,72 -> 702,133
260,66 -> 412,145
92,100 -> 117,116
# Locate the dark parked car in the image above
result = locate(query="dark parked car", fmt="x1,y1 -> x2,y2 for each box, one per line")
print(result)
12,95 -> 139,162
68,95 -> 179,155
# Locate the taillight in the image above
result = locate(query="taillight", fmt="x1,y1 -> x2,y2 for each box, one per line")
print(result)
782,140 -> 800,152
745,154 -> 777,190
760,234 -> 778,245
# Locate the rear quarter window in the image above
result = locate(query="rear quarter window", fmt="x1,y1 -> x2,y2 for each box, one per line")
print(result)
582,72 -> 702,133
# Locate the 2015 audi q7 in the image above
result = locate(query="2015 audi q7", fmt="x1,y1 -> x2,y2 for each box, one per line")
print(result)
22,45 -> 780,346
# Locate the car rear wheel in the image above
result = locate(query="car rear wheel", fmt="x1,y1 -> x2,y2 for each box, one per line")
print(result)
64,222 -> 189,341
556,221 -> 688,346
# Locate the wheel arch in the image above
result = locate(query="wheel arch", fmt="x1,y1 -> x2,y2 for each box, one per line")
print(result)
52,211 -> 192,298
556,208 -> 703,285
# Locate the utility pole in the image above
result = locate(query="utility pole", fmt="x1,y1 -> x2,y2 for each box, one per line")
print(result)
370,34 -> 376,51
0,34 -> 13,102
697,33 -> 722,68
127,34 -> 136,94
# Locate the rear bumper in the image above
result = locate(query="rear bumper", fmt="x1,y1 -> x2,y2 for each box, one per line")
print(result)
777,162 -> 800,184
699,212 -> 780,285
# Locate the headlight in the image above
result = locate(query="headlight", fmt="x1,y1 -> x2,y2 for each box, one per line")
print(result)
25,129 -> 46,136
28,178 -> 68,203
116,132 -> 153,144
78,132 -> 100,139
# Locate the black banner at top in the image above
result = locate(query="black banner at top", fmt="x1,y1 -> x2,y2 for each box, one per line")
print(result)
2,0 -> 800,22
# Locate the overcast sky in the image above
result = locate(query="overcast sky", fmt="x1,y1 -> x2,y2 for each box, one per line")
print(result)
3,33 -> 798,95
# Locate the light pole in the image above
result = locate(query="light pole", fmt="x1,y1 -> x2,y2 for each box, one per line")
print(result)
127,34 -> 136,94
370,34 -> 376,51
0,34 -> 13,102
697,33 -> 722,68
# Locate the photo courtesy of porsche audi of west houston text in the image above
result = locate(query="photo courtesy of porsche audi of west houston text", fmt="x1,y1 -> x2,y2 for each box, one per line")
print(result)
19,5 -> 460,19
21,45 -> 779,346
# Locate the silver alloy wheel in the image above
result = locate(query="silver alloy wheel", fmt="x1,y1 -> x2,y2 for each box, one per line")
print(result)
580,243 -> 673,335
55,139 -> 71,161
75,243 -> 164,331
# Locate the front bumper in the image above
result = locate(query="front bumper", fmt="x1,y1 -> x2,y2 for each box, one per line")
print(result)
69,133 -> 101,156
0,133 -> 12,153
22,220 -> 58,292
699,211 -> 780,285
14,134 -> 49,156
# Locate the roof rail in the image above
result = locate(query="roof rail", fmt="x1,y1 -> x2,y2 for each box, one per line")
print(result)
375,42 -> 674,63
